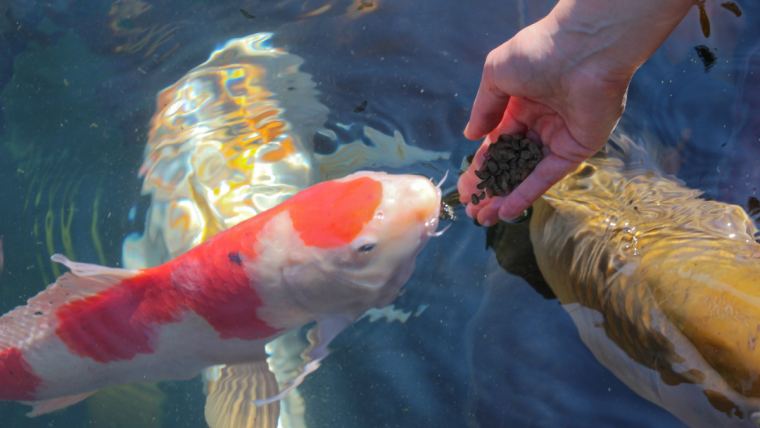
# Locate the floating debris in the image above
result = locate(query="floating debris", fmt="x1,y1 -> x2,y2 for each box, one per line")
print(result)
720,1 -> 742,17
694,45 -> 717,72
470,134 -> 543,205
353,100 -> 368,113
239,8 -> 255,19
357,0 -> 375,11
697,1 -> 711,38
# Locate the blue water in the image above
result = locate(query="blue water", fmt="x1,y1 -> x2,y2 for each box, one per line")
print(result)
0,1 -> 758,427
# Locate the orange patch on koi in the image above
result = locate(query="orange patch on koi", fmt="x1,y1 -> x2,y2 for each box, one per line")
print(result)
288,177 -> 382,248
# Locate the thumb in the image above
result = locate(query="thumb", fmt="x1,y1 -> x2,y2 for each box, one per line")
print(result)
464,59 -> 511,140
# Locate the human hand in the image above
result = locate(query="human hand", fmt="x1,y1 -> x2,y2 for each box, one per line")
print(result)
458,0 -> 693,225
459,20 -> 630,225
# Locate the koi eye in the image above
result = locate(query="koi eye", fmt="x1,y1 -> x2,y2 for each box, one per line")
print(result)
352,236 -> 378,255
357,243 -> 376,253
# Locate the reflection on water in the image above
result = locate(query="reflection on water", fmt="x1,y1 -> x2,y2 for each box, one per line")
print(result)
108,0 -> 185,73
0,0 -> 758,427
123,32 -> 324,266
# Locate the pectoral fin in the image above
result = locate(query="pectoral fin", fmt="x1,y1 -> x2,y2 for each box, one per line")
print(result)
87,384 -> 165,428
254,315 -> 353,406
24,391 -> 95,417
204,362 -> 280,428
315,126 -> 450,180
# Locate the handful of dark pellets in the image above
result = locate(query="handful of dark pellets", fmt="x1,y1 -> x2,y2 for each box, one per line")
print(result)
471,134 -> 544,205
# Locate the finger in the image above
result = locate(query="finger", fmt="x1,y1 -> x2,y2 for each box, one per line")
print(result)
466,192 -> 501,226
476,196 -> 504,227
458,169 -> 481,205
457,137 -> 494,204
465,190 -> 490,218
464,62 -> 510,140
497,153 -> 580,220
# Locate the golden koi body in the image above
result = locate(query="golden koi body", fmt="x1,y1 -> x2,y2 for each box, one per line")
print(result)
124,33 -> 324,265
529,136 -> 760,427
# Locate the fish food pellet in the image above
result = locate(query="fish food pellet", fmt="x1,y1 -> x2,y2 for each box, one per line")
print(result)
470,134 -> 544,205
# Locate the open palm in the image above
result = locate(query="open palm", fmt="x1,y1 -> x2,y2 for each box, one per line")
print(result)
458,18 -> 632,224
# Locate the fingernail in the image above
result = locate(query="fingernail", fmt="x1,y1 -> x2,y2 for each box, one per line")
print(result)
480,218 -> 493,227
500,208 -> 531,224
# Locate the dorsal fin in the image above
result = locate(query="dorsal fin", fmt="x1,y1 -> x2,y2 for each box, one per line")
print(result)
50,254 -> 137,279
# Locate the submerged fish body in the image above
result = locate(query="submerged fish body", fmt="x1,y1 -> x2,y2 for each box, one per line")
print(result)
0,171 -> 441,413
73,31 -> 451,427
124,31 -> 447,267
125,33 -> 327,265
117,32 -> 448,428
529,136 -> 760,427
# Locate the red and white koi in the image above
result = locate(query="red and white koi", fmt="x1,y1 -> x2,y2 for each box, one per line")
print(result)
0,171 -> 442,416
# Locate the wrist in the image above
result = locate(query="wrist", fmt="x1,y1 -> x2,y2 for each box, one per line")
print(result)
546,0 -> 694,78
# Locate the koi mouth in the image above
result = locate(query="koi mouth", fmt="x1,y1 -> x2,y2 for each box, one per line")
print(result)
426,170 -> 450,238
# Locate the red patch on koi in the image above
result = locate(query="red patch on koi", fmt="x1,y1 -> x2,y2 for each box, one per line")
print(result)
0,348 -> 41,400
169,237 -> 278,340
287,176 -> 382,247
56,213 -> 280,363
56,275 -> 168,363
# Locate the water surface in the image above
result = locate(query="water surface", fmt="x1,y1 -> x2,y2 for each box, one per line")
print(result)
0,1 -> 758,426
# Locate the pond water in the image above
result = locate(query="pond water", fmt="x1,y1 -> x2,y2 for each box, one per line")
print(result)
0,1 -> 758,427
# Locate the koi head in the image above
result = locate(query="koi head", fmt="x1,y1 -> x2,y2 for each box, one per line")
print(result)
323,171 -> 442,290
265,171 -> 442,319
